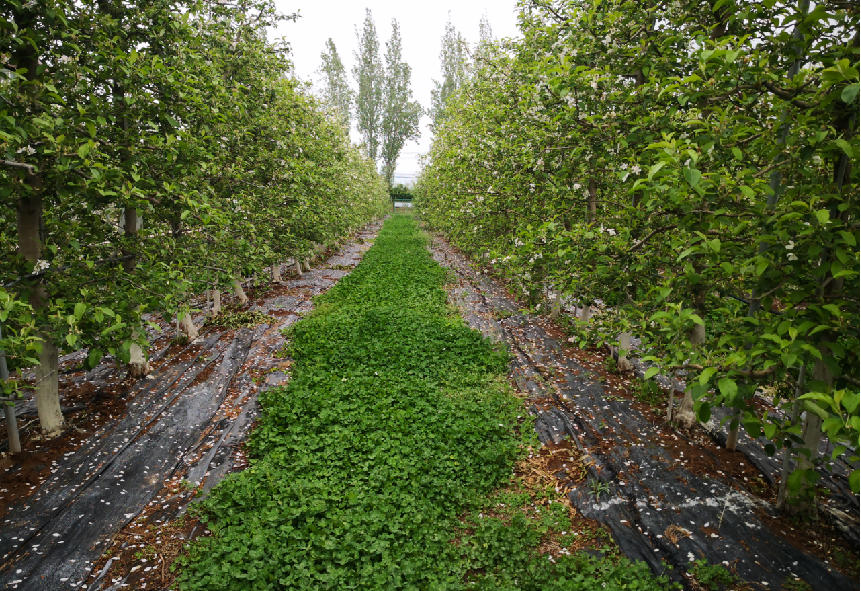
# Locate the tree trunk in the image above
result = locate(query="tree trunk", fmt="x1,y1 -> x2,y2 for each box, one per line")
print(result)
128,339 -> 149,379
294,261 -> 303,277
211,289 -> 221,317
550,293 -> 561,318
777,365 -> 806,509
579,303 -> 591,323
178,312 -> 199,340
122,208 -> 138,273
18,166 -> 63,435
587,178 -> 597,223
675,322 -> 705,429
4,403 -> 21,453
665,381 -> 676,422
233,279 -> 248,305
617,331 -> 633,372
303,259 -> 311,272
272,264 -> 283,283
13,0 -> 63,437
128,319 -> 149,379
725,408 -> 741,451
0,325 -> 21,453
35,336 -> 64,436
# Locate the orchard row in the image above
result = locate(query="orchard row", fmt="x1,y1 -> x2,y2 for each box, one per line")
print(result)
416,0 -> 859,511
0,1 -> 390,433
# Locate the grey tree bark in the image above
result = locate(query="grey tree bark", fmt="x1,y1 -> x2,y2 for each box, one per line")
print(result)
211,289 -> 222,317
233,279 -> 249,305
1,324 -> 21,453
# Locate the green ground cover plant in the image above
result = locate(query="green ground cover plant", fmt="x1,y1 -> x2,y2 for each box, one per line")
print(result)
178,214 -> 674,590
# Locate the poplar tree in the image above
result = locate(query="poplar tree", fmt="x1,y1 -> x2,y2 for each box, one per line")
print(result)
429,14 -> 469,130
353,9 -> 383,161
380,19 -> 421,188
479,12 -> 493,45
318,38 -> 353,134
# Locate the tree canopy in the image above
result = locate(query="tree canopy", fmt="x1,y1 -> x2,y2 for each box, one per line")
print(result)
0,0 -> 389,432
417,0 -> 860,509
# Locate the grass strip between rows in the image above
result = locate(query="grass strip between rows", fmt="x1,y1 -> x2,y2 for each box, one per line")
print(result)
178,214 -> 673,590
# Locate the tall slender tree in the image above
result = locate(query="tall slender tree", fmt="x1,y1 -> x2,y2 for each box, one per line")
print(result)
479,12 -> 493,45
352,9 -> 383,161
429,13 -> 469,130
381,19 -> 421,188
318,38 -> 353,134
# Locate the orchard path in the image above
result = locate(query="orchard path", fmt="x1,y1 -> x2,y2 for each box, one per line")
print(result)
0,220 -> 383,591
428,233 -> 858,591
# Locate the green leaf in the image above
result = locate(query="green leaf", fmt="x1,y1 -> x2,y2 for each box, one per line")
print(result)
831,446 -> 849,465
698,367 -> 716,386
835,139 -> 853,157
840,82 -> 859,104
644,367 -> 660,380
88,348 -> 103,368
683,167 -> 702,188
840,390 -> 859,414
815,209 -> 830,225
802,400 -> 828,420
780,353 -> 797,368
731,147 -> 743,160
717,377 -> 737,400
739,185 -> 755,198
697,402 -> 711,423
74,302 -> 86,320
822,303 -> 841,316
647,161 -> 666,181
101,322 -> 127,336
850,469 -> 859,494
77,143 -> 90,158
787,468 -> 804,493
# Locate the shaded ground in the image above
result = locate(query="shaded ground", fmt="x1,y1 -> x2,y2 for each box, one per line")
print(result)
428,233 -> 859,591
0,221 -> 382,591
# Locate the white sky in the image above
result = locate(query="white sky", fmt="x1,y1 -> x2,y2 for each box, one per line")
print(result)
269,1 -> 522,184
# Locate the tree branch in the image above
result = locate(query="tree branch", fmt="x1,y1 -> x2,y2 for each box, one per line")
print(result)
753,158 -> 792,178
1,160 -> 37,174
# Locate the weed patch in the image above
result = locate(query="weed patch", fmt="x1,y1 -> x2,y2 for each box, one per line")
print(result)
177,215 -> 674,590
205,308 -> 275,329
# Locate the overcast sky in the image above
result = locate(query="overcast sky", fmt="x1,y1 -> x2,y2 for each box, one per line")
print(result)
269,1 -> 522,184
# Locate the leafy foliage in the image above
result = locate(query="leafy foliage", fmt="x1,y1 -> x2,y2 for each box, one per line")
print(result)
177,215 -> 672,590
205,309 -> 275,330
0,0 -> 389,406
689,558 -> 740,591
318,38 -> 354,134
416,0 -> 860,502
429,14 -> 470,130
380,20 -> 422,188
